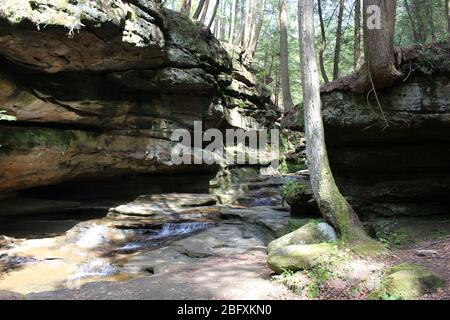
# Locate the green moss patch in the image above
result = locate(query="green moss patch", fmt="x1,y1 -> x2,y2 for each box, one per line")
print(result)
369,264 -> 445,300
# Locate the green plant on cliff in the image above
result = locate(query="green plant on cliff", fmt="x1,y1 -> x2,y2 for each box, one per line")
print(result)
280,180 -> 305,204
0,110 -> 16,122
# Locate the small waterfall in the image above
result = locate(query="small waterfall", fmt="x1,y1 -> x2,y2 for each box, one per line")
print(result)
67,259 -> 118,286
118,222 -> 213,252
154,222 -> 213,239
76,225 -> 111,249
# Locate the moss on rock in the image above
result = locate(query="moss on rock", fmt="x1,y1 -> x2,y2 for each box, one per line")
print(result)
369,264 -> 445,300
267,221 -> 337,253
267,243 -> 340,273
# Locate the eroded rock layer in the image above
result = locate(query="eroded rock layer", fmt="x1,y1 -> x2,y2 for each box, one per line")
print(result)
0,0 -> 277,194
322,43 -> 450,217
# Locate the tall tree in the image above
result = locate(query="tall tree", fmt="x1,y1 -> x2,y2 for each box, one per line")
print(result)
199,0 -> 210,24
403,0 -> 420,43
424,0 -> 436,42
411,0 -> 426,43
245,0 -> 267,60
354,0 -> 362,69
208,0 -> 221,29
317,0 -> 329,83
446,0 -> 450,34
193,0 -> 206,20
278,0 -> 295,111
180,0 -> 192,15
298,0 -> 368,241
228,0 -> 237,44
333,0 -> 345,80
241,0 -> 252,47
353,0 -> 402,93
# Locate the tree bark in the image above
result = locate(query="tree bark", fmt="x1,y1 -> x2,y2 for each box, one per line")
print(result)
241,0 -> 252,48
245,0 -> 267,60
354,0 -> 362,69
333,0 -> 345,80
180,0 -> 192,15
199,0 -> 210,24
207,0 -> 220,29
403,0 -> 420,43
298,0 -> 367,242
317,0 -> 329,83
228,0 -> 237,44
447,0 -> 450,34
352,0 -> 402,93
424,0 -> 436,42
279,0 -> 295,111
411,0 -> 426,43
193,0 -> 206,20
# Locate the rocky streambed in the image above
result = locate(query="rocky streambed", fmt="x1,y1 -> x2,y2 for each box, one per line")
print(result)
0,174 -> 304,299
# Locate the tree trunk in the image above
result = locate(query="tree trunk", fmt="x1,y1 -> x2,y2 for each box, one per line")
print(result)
424,0 -> 436,42
193,0 -> 206,20
244,0 -> 267,61
412,0 -> 426,43
352,0 -> 402,93
317,0 -> 329,83
180,0 -> 192,15
241,0 -> 252,48
403,0 -> 420,43
354,0 -> 362,69
207,0 -> 220,30
298,0 -> 367,242
199,0 -> 210,24
228,0 -> 237,43
279,0 -> 295,111
333,0 -> 345,80
447,0 -> 450,34
274,64 -> 280,108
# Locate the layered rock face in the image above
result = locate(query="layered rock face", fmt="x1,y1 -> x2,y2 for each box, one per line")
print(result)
0,0 -> 276,194
322,44 -> 450,217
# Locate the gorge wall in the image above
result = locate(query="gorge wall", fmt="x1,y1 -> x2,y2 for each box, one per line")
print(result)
322,43 -> 450,218
0,0 -> 277,196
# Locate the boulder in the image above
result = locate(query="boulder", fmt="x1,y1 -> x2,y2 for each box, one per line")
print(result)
267,243 -> 339,273
369,264 -> 445,300
267,222 -> 337,253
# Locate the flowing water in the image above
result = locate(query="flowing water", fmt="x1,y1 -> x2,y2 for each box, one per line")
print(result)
0,173 -> 294,296
0,213 -> 216,294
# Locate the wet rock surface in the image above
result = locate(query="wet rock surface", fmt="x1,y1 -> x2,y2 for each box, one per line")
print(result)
0,174 -> 299,299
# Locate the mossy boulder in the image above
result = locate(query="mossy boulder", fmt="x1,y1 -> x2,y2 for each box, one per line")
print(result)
267,221 -> 337,253
267,243 -> 340,273
370,264 -> 445,300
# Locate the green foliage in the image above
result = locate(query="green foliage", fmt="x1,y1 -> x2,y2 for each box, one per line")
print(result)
163,0 -> 449,109
306,265 -> 331,299
280,180 -> 305,203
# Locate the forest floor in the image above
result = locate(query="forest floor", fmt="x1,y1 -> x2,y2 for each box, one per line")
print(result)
389,238 -> 450,300
314,218 -> 450,300
315,237 -> 450,300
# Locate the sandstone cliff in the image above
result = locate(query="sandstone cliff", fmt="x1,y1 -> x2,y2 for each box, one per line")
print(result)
322,43 -> 450,217
0,0 -> 277,194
